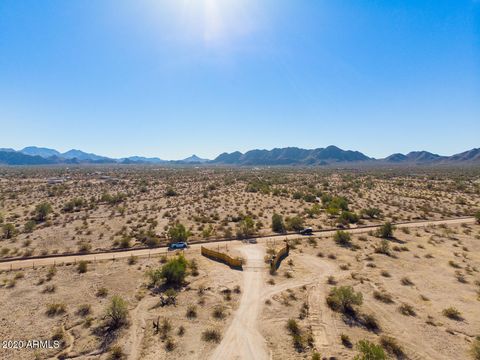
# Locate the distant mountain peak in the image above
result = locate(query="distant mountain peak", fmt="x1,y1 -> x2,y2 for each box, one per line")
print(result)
61,149 -> 109,161
182,154 -> 209,163
21,146 -> 60,158
212,146 -> 370,165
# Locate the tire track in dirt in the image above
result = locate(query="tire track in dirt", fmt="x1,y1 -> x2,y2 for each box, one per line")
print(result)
126,297 -> 157,360
296,254 -> 339,352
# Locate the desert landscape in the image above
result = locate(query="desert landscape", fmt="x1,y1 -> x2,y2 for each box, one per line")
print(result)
1,166 -> 479,360
1,1 -> 479,358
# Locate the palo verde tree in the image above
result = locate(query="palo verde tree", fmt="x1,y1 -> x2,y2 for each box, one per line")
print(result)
271,213 -> 286,233
147,254 -> 189,287
285,215 -> 304,232
104,296 -> 129,331
2,223 -> 17,239
167,223 -> 191,243
34,202 -> 53,222
237,216 -> 256,238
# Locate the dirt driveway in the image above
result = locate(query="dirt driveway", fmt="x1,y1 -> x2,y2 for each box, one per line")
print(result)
210,244 -> 270,360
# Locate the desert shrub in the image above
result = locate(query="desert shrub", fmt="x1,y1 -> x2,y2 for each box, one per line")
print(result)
327,275 -> 337,285
400,277 -> 414,286
165,187 -> 178,196
363,207 -> 382,219
104,296 -> 128,330
377,222 -> 395,238
77,260 -> 88,273
186,305 -> 197,319
381,270 -> 391,277
398,303 -> 416,316
147,254 -> 188,287
272,213 -> 286,233
100,192 -> 125,205
168,223 -> 191,242
165,337 -> 176,351
312,352 -> 321,360
286,318 -> 306,352
157,318 -> 172,339
327,286 -> 363,313
76,304 -> 91,317
202,329 -> 221,343
361,313 -> 380,332
119,236 -> 131,249
24,220 -> 36,233
96,287 -> 109,297
42,284 -> 56,293
475,211 -> 480,224
285,216 -> 304,232
334,231 -> 352,247
212,305 -> 226,320
63,198 -> 85,213
375,240 -> 391,256
442,307 -> 463,321
380,336 -> 405,358
45,266 -> 57,280
34,202 -> 53,222
324,196 -> 349,215
373,291 -> 394,304
127,255 -> 137,265
236,216 -> 256,238
340,333 -> 352,348
354,340 -> 387,360
46,303 -> 66,317
338,211 -> 359,225
177,325 -> 185,336
2,223 -> 17,239
78,242 -> 91,253
287,318 -> 301,336
108,345 -> 125,360
189,259 -> 199,276
472,337 -> 480,360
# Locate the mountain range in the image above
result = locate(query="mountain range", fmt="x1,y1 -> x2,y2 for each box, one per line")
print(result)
0,145 -> 479,166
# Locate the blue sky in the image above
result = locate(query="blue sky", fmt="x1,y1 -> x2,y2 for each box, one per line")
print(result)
0,0 -> 479,160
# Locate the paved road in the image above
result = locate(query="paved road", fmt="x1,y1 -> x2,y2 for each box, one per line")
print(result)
0,217 -> 475,271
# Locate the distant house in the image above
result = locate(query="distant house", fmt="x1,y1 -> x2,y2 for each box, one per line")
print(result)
47,178 -> 65,185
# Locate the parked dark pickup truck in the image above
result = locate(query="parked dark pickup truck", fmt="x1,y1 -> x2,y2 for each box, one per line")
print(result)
299,228 -> 313,235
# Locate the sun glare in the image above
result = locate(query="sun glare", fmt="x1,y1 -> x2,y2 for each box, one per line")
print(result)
175,0 -> 258,47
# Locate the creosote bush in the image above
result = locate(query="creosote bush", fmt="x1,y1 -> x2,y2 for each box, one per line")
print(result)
77,260 -> 88,273
472,336 -> 480,360
377,222 -> 395,238
108,345 -> 125,360
442,307 -> 463,321
380,336 -> 405,358
334,231 -> 352,247
202,329 -> 221,343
